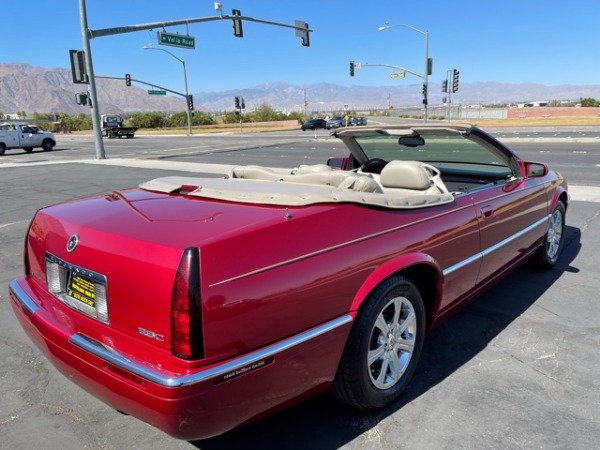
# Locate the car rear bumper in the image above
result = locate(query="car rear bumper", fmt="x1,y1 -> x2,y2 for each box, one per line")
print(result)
9,278 -> 353,440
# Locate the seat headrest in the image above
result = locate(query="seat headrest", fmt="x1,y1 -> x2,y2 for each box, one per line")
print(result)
380,160 -> 433,190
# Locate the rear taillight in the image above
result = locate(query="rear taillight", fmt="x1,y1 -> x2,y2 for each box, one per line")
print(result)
171,247 -> 204,360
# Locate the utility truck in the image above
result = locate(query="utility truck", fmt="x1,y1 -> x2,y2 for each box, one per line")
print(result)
0,123 -> 56,155
101,114 -> 137,139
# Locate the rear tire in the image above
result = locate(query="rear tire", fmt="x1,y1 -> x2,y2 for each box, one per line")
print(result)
0,144 -> 6,156
332,275 -> 425,410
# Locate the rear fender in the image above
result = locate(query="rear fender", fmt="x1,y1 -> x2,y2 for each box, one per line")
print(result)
349,252 -> 443,314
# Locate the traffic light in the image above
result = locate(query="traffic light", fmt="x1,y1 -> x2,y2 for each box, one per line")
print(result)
452,69 -> 460,93
422,83 -> 427,97
186,95 -> 194,111
241,98 -> 245,110
69,49 -> 88,84
125,74 -> 131,87
349,61 -> 355,77
232,9 -> 243,37
235,96 -> 240,109
295,20 -> 310,47
442,80 -> 448,93
75,92 -> 88,106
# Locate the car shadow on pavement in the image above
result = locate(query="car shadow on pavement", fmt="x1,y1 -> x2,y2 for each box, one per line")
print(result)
193,225 -> 582,450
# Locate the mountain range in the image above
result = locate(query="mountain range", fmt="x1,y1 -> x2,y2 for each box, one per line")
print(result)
2,63 -> 600,116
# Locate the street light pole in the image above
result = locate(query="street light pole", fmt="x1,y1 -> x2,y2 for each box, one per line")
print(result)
143,45 -> 193,135
379,23 -> 430,123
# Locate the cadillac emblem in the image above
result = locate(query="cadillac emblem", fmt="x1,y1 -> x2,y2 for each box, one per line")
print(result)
66,234 -> 79,252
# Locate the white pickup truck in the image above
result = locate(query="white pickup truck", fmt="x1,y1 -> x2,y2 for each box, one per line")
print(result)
0,123 -> 56,155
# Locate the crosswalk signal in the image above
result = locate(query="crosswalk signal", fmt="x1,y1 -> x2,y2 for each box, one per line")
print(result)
349,61 -> 355,77
125,74 -> 131,86
232,9 -> 243,37
452,69 -> 460,93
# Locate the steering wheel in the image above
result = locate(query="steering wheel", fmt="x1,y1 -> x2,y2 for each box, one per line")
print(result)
360,158 -> 388,174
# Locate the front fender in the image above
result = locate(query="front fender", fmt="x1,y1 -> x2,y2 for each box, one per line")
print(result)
550,174 -> 569,211
349,252 -> 443,313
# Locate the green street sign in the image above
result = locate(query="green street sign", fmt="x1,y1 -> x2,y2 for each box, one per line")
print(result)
390,72 -> 406,79
158,32 -> 195,49
148,90 -> 167,95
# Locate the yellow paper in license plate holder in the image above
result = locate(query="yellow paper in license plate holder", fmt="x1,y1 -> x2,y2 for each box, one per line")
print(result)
68,273 -> 97,308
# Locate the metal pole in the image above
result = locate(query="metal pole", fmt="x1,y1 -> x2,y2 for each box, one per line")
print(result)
378,23 -> 429,122
447,69 -> 452,122
423,30 -> 429,123
182,60 -> 193,136
78,0 -> 106,159
143,46 -> 192,135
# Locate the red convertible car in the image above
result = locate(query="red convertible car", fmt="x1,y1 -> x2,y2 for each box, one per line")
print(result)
9,124 -> 568,440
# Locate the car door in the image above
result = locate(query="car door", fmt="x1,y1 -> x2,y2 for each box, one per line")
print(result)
472,176 -> 548,285
17,125 -> 41,147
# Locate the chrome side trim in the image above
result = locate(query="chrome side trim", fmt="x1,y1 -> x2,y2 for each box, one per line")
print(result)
9,279 -> 39,315
443,215 -> 549,277
70,314 -> 354,388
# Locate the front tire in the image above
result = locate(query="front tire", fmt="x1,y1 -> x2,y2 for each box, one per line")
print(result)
41,139 -> 54,152
533,201 -> 566,269
332,275 -> 426,410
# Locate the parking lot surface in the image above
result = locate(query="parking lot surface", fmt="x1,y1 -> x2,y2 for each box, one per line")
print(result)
1,157 -> 599,450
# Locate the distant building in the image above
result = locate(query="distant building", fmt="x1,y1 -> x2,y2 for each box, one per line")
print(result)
517,101 -> 549,108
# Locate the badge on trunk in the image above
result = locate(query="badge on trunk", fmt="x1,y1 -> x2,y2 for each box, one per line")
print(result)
67,234 -> 79,252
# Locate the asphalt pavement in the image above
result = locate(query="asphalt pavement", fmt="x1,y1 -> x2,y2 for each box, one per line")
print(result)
1,156 -> 599,450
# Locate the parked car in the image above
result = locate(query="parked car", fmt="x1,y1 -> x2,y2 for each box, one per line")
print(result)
301,118 -> 327,131
326,116 -> 346,129
9,124 -> 568,440
351,116 -> 367,126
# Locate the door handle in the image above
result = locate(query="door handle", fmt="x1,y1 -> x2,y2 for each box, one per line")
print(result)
480,205 -> 494,218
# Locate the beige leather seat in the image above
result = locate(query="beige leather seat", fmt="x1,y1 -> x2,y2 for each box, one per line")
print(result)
379,160 -> 448,195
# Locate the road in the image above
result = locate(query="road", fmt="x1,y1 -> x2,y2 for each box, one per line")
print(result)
1,126 -> 599,188
1,128 -> 599,450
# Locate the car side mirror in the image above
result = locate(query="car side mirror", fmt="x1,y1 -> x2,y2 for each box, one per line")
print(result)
327,156 -> 348,170
525,162 -> 548,177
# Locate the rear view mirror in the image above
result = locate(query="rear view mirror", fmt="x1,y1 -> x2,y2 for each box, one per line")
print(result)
398,136 -> 425,147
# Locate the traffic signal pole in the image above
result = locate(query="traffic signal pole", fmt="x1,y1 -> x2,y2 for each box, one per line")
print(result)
77,0 -> 312,159
78,0 -> 105,159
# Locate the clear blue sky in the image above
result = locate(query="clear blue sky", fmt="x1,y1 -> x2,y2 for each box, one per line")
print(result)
1,0 -> 598,95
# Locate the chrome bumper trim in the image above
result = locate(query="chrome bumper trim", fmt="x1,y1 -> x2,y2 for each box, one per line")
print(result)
70,314 -> 354,388
9,279 -> 40,315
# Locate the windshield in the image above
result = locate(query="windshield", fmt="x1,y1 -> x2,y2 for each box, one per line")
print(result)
354,132 -> 510,173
